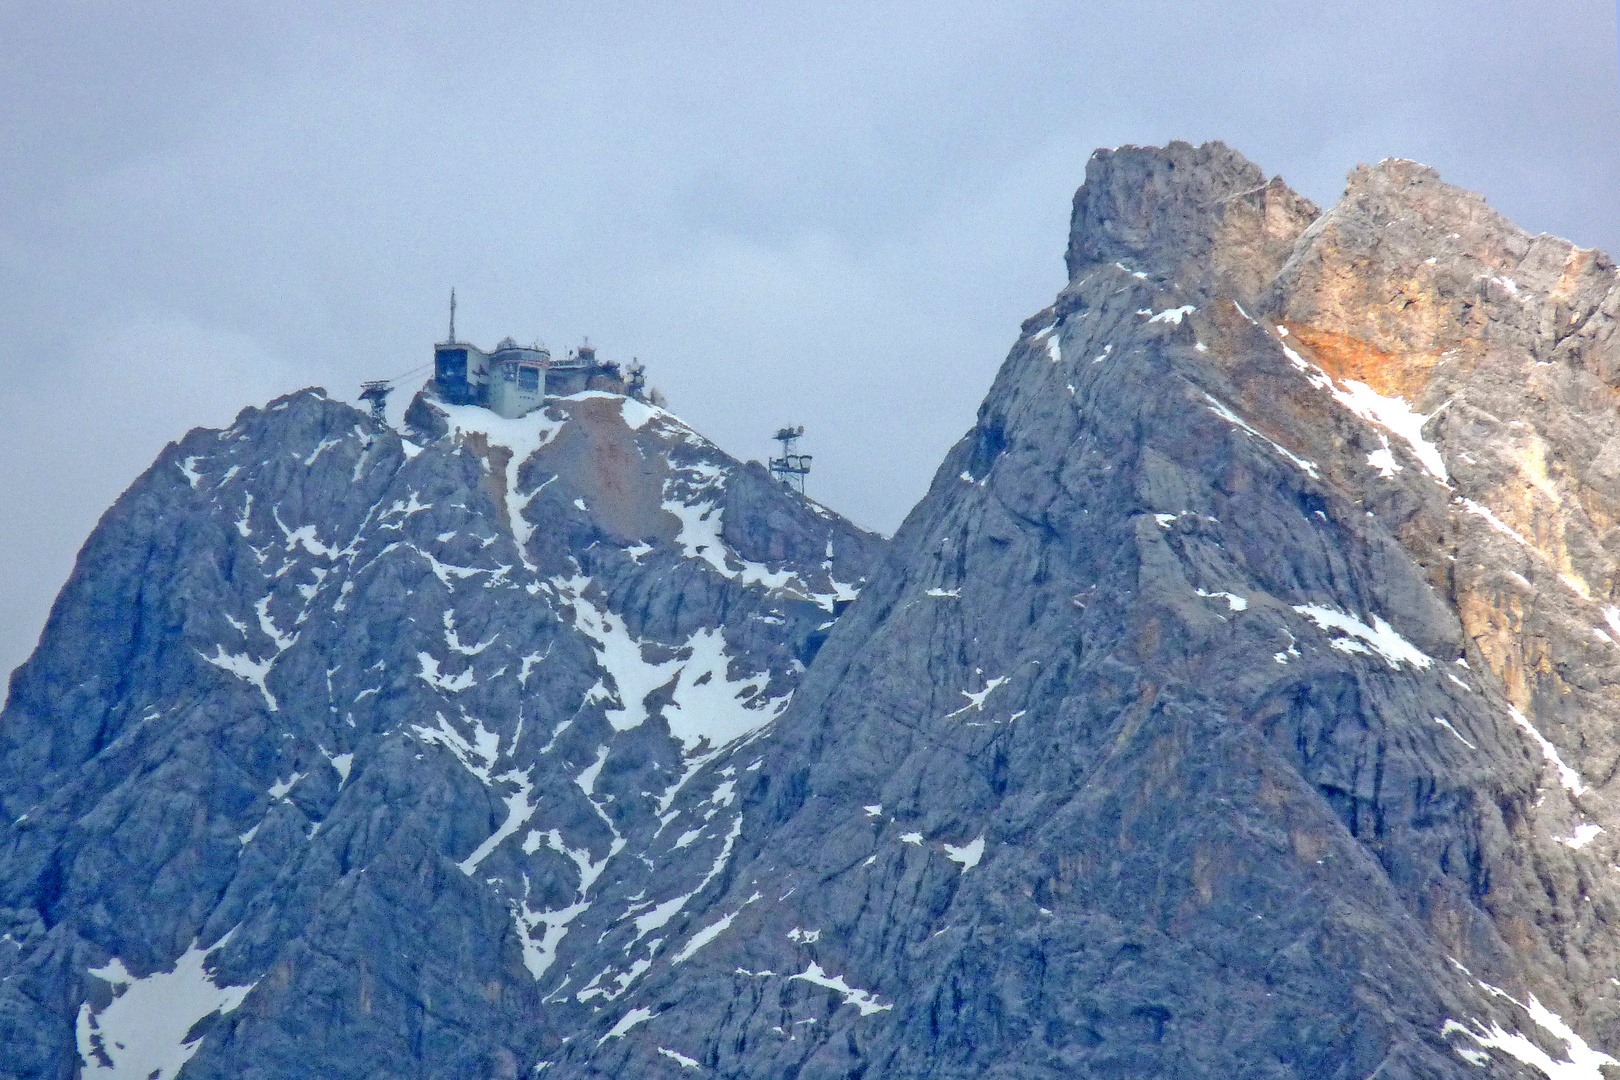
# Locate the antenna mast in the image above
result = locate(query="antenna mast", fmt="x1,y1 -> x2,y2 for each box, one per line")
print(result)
448,288 -> 457,344
769,425 -> 811,496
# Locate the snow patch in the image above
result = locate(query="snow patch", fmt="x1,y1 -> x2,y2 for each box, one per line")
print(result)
1563,824 -> 1603,850
443,610 -> 496,656
416,651 -> 476,693
597,1006 -> 656,1046
1284,340 -> 1449,481
620,396 -> 672,430
77,938 -> 255,1080
1460,498 -> 1530,546
947,676 -> 1008,717
509,829 -> 624,980
1196,588 -> 1248,611
631,816 -> 744,944
1443,979 -> 1617,1078
662,629 -> 785,752
789,963 -> 892,1016
662,495 -> 799,590
459,767 -> 537,874
1434,717 -> 1476,750
325,750 -> 353,783
672,892 -> 760,964
563,579 -> 785,751
302,436 -> 341,466
412,711 -> 501,784
943,835 -> 985,871
576,745 -> 609,797
1366,434 -> 1401,478
1273,629 -> 1300,665
1291,605 -> 1434,670
1147,305 -> 1195,325
1507,706 -> 1586,795
267,771 -> 304,801
659,1047 -> 701,1069
1043,326 -> 1063,363
436,401 -> 567,570
201,647 -> 278,710
1204,394 -> 1320,478
274,511 -> 339,559
255,597 -> 296,651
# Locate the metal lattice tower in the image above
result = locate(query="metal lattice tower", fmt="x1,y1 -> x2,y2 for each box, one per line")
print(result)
359,380 -> 392,422
769,425 -> 811,495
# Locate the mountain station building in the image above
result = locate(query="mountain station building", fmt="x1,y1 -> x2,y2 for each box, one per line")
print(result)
434,336 -> 643,419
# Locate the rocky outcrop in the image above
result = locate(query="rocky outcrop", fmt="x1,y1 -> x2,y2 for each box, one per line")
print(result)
0,387 -> 879,1080
541,143 -> 1620,1079
1066,140 -> 1321,305
5,140 -> 1620,1080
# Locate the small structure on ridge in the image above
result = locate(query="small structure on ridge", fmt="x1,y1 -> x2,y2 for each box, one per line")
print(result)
429,292 -> 647,419
358,380 -> 392,421
769,425 -> 811,495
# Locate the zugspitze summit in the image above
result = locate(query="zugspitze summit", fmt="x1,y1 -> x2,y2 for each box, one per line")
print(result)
5,140 -> 1620,1080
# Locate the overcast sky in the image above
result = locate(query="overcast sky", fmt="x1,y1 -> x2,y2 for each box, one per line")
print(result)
2,1 -> 1617,679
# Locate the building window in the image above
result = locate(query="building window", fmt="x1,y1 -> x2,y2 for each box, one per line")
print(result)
519,366 -> 540,393
436,349 -> 468,382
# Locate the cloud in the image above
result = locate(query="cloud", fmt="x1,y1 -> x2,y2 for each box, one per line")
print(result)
2,0 -> 1616,676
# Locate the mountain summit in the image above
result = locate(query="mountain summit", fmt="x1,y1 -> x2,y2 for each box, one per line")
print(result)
4,141 -> 1620,1079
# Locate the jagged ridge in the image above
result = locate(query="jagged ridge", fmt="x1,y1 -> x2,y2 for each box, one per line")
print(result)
543,143 -> 1620,1079
5,140 -> 1620,1080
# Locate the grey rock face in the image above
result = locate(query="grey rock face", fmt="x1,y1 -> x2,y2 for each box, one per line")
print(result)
541,147 -> 1620,1079
6,140 -> 1620,1080
1066,140 -> 1321,305
0,388 -> 878,1080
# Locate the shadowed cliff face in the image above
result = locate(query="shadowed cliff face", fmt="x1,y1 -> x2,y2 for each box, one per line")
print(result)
5,141 -> 1620,1080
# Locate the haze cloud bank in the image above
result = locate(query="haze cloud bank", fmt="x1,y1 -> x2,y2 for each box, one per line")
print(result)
2,0 -> 1616,677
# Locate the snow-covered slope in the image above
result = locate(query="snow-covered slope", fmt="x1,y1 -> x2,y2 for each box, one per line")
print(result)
7,141 -> 1620,1080
0,386 -> 880,1079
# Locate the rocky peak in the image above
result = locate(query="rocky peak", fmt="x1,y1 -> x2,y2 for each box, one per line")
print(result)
1268,155 -> 1620,404
0,381 -> 883,1079
10,142 -> 1620,1080
1039,146 -> 1620,1068
1065,139 -> 1320,303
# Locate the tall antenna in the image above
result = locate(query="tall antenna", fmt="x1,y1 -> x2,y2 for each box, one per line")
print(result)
769,425 -> 811,496
448,288 -> 457,344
